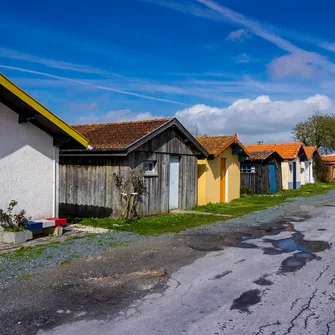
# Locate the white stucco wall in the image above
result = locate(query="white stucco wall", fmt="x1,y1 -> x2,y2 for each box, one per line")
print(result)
301,160 -> 314,184
0,102 -> 58,219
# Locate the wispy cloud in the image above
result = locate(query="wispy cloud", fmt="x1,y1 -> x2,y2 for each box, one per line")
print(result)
226,29 -> 249,41
0,65 -> 187,105
147,0 -> 335,79
0,48 -> 110,75
234,53 -> 252,64
194,0 -> 297,53
75,109 -> 160,125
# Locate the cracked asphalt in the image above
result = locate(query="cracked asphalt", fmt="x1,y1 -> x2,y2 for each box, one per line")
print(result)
2,197 -> 335,335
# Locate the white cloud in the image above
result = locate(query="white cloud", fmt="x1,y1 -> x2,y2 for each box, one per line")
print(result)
234,53 -> 252,63
175,94 -> 334,143
268,51 -> 329,79
226,29 -> 249,41
75,109 -> 159,125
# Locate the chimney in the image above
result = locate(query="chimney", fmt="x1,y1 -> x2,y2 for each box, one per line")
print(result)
257,141 -> 264,145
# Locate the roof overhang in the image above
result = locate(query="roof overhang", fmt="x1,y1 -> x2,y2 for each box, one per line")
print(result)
62,118 -> 209,158
0,74 -> 88,149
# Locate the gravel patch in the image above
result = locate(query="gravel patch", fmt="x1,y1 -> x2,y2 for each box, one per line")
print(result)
1,190 -> 334,289
0,231 -> 155,289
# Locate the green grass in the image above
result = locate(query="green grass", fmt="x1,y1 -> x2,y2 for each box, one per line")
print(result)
80,213 -> 224,235
78,182 -> 335,235
109,242 -> 128,247
58,259 -> 72,265
65,233 -> 98,242
12,246 -> 44,259
194,182 -> 335,216
18,273 -> 32,281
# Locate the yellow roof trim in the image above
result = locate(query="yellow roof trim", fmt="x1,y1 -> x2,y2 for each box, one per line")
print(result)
0,74 -> 89,148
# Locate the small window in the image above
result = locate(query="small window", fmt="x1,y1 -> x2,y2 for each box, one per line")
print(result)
289,164 -> 293,172
143,161 -> 157,176
241,166 -> 256,174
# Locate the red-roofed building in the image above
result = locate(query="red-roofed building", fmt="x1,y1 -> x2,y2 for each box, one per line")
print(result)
195,134 -> 250,204
322,155 -> 335,181
59,118 -> 208,218
240,150 -> 283,194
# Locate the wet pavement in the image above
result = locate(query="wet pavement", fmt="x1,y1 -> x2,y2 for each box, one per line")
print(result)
2,198 -> 335,335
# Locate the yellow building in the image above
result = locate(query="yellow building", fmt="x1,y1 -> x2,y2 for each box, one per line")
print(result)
196,135 -> 250,205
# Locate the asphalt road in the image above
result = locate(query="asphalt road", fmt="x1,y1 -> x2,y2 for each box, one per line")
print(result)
2,198 -> 335,335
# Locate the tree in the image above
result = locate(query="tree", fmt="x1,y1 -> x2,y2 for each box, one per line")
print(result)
113,171 -> 147,220
292,110 -> 335,154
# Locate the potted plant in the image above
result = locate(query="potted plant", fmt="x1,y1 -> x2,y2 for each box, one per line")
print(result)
0,201 -> 33,244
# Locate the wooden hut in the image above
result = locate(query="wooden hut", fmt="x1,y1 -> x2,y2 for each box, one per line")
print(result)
196,134 -> 250,204
59,118 -> 208,218
240,150 -> 283,194
322,155 -> 335,181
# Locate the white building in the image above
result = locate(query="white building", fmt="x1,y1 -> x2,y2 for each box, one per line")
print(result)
300,146 -> 318,185
0,74 -> 88,219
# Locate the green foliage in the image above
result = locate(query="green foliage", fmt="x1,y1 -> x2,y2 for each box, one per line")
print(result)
0,200 -> 29,232
292,110 -> 335,154
313,155 -> 329,182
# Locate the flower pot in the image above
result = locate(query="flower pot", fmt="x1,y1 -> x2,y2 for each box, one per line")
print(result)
0,230 -> 33,245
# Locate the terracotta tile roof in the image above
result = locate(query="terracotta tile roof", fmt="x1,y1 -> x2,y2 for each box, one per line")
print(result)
304,146 -> 318,160
196,134 -> 249,157
245,142 -> 303,160
322,155 -> 335,163
248,150 -> 279,161
73,118 -> 173,149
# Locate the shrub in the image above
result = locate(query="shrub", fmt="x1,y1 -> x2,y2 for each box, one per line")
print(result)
313,155 -> 329,182
0,200 -> 29,232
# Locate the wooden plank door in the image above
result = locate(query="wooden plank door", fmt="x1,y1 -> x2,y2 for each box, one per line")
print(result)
220,158 -> 226,202
169,156 -> 180,209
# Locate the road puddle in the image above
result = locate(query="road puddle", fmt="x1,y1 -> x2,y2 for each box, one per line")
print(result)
230,289 -> 261,313
262,228 -> 330,273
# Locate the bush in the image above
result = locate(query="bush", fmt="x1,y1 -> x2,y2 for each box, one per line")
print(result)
0,201 -> 29,232
313,155 -> 329,182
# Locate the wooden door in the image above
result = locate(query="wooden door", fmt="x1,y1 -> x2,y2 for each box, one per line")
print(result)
169,156 -> 180,209
268,164 -> 277,193
220,158 -> 226,202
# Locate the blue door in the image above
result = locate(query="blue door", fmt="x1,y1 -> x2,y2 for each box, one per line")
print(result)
269,164 -> 277,193
293,162 -> 297,189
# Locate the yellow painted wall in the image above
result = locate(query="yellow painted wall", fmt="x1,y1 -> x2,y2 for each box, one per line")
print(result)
197,147 -> 241,205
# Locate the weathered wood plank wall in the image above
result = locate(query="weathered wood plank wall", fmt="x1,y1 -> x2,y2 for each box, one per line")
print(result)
240,159 -> 282,194
59,128 -> 198,218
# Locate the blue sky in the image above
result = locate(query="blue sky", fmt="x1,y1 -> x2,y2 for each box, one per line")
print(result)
1,0 -> 335,142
